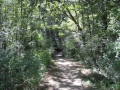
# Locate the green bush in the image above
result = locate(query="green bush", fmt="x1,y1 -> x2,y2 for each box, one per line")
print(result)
0,48 -> 50,89
39,50 -> 51,67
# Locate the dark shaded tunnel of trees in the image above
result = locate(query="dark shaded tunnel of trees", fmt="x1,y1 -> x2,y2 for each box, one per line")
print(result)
0,0 -> 120,90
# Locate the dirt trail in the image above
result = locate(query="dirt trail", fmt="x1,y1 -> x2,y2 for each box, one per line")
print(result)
39,53 -> 97,90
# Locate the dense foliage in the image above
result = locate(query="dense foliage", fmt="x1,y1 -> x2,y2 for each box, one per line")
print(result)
0,0 -> 120,89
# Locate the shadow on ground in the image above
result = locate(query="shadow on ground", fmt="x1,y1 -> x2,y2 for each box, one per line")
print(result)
38,53 -> 110,90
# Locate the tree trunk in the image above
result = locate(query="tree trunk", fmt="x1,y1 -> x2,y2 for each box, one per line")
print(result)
101,2 -> 108,56
0,0 -> 2,30
57,0 -> 85,44
102,12 -> 108,30
66,8 -> 85,45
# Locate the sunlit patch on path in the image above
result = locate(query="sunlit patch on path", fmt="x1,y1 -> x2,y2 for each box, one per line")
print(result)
39,53 -> 97,90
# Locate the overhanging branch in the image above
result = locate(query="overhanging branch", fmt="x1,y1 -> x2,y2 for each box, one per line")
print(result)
66,8 -> 82,32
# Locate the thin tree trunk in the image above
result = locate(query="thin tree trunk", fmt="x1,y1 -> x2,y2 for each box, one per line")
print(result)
0,0 -> 2,31
0,0 -> 2,48
66,8 -> 85,45
102,12 -> 108,30
0,0 -> 1,48
57,0 -> 85,44
101,1 -> 108,56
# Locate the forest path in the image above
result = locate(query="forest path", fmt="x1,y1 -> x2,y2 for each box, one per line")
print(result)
39,52 -> 97,90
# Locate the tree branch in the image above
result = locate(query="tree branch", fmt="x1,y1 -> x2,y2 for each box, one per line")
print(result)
66,8 -> 82,31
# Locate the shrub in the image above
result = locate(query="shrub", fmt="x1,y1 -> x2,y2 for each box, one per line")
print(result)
0,48 -> 48,89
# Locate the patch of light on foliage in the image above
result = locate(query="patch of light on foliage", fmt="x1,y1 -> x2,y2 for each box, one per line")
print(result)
46,8 -> 50,11
61,0 -> 79,2
82,80 -> 92,86
38,34 -> 43,39
115,34 -> 120,58
116,36 -> 120,49
4,0 -> 12,3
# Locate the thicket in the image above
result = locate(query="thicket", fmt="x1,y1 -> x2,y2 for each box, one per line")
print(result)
0,0 -> 53,89
0,0 -> 120,89
61,0 -> 120,89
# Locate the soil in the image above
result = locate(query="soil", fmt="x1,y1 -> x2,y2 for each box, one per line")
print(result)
38,52 -> 97,90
